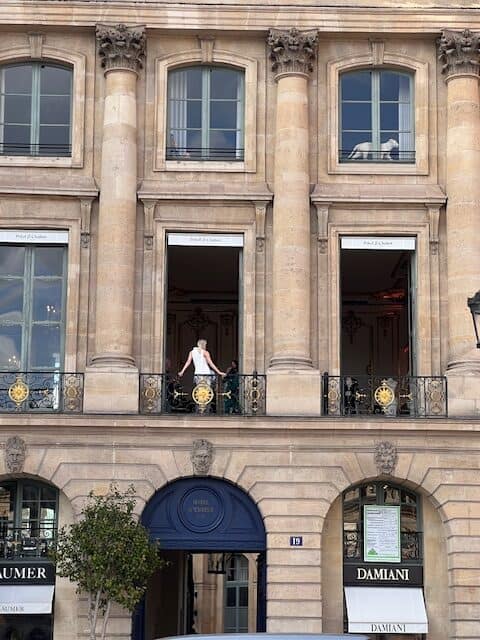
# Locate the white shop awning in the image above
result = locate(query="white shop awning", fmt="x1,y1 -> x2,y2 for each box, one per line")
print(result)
344,586 -> 428,634
0,585 -> 54,614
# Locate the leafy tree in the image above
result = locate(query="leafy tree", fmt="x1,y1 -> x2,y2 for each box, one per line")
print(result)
53,485 -> 162,640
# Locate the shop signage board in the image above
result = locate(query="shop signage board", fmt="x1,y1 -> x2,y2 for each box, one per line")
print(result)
0,562 -> 56,585
344,563 -> 423,586
364,505 -> 401,563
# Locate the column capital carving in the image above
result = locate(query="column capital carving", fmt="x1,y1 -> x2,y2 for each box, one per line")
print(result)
267,28 -> 318,79
438,28 -> 480,79
96,23 -> 146,74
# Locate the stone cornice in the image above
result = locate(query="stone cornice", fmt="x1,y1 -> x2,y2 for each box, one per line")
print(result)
438,28 -> 480,79
4,3 -> 480,33
96,23 -> 146,73
267,28 -> 318,78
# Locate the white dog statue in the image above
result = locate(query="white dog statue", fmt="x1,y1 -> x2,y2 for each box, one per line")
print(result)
347,138 -> 399,160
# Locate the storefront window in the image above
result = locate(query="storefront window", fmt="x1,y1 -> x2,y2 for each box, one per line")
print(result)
1,615 -> 52,640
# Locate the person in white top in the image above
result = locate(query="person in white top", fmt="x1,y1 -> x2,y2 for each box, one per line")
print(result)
178,339 -> 226,385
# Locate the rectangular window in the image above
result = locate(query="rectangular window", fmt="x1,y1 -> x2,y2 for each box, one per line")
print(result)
340,70 -> 414,163
0,63 -> 72,157
0,244 -> 67,371
167,66 -> 244,161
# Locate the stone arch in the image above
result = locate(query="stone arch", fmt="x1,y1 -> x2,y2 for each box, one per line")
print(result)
321,477 -> 449,639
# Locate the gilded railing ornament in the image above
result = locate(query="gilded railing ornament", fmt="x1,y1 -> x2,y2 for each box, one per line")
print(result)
8,375 -> 29,408
96,23 -> 146,73
192,381 -> 214,413
373,379 -> 395,412
438,28 -> 480,78
63,375 -> 83,413
267,28 -> 319,77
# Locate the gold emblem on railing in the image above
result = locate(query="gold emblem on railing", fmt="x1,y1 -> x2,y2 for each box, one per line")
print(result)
192,382 -> 214,413
8,375 -> 29,406
374,380 -> 395,410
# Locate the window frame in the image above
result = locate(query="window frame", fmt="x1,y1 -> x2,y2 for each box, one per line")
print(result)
0,61 -> 72,158
0,243 -> 68,372
0,46 -> 86,168
326,52 -> 430,176
167,65 -> 245,162
223,553 -> 249,633
339,69 -> 415,164
155,50 -> 257,173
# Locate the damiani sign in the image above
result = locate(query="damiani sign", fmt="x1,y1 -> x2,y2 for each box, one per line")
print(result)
343,563 -> 423,586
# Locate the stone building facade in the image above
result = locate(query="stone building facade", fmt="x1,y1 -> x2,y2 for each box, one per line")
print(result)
0,1 -> 479,640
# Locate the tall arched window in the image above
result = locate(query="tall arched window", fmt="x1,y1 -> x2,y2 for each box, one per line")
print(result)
0,62 -> 72,156
224,554 -> 249,633
340,69 -> 414,163
167,65 -> 244,161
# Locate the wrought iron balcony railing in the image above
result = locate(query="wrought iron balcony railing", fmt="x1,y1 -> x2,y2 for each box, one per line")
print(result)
0,143 -> 71,157
339,149 -> 415,163
140,373 -> 266,416
322,374 -> 447,417
0,526 -> 56,559
344,530 -> 423,562
166,146 -> 244,161
0,372 -> 83,413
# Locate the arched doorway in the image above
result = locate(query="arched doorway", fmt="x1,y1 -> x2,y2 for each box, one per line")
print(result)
134,477 -> 266,640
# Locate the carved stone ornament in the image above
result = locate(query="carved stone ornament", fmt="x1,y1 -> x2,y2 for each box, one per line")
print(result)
374,441 -> 398,476
5,436 -> 26,473
267,28 -> 319,77
96,24 -> 146,73
438,28 -> 480,78
190,439 -> 214,475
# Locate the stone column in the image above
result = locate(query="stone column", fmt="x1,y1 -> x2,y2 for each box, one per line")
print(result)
268,28 -> 318,369
266,29 -> 321,414
84,24 -> 145,413
438,29 -> 480,411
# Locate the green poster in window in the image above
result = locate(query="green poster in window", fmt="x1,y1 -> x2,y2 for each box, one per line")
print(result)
364,505 -> 401,563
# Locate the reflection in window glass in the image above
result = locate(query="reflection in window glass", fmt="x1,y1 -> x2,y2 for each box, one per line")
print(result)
168,65 -> 244,160
0,244 -> 66,371
340,69 -> 414,162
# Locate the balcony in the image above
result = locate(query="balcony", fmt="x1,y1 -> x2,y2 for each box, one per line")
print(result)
0,526 -> 56,559
344,530 -> 422,562
0,372 -> 84,413
322,374 -> 447,418
139,373 -> 266,416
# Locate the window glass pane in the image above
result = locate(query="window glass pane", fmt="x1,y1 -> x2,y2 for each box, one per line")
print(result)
383,485 -> 400,504
30,325 -> 61,368
226,587 -> 236,607
0,325 -> 22,369
38,125 -> 70,154
3,124 -> 31,153
22,484 -> 40,502
341,131 -> 373,158
401,505 -> 417,531
0,484 -> 15,522
344,488 -> 360,502
210,101 -> 237,129
0,280 -> 24,322
186,130 -> 202,154
40,96 -> 71,126
239,586 -> 248,607
380,71 -> 411,101
362,484 -> 377,500
3,95 -> 32,125
341,72 -> 371,101
40,65 -> 72,95
0,246 -> 25,277
34,247 -> 64,277
342,102 -> 371,131
33,281 -> 63,322
186,68 -> 202,99
210,68 -> 241,99
185,100 -> 202,128
210,130 -> 237,151
4,65 -> 33,94
380,103 -> 399,131
344,501 -> 360,524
